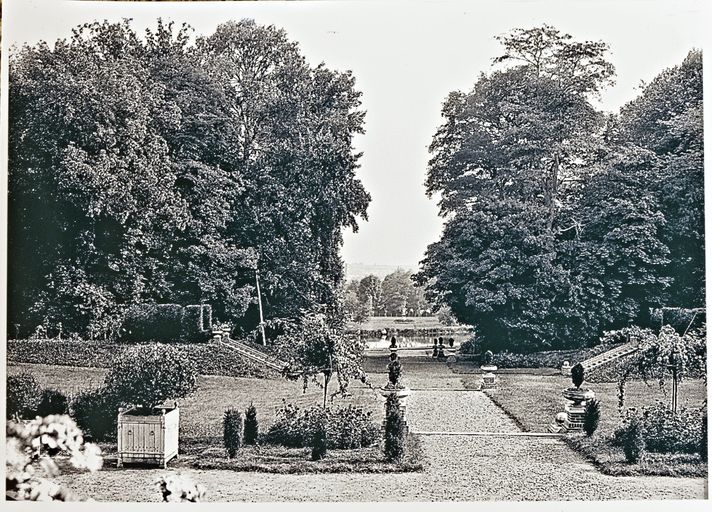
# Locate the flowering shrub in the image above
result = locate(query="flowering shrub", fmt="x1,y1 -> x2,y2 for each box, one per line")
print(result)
612,404 -> 705,455
265,401 -> 380,449
604,324 -> 707,410
6,415 -> 103,501
104,344 -> 198,408
640,403 -> 703,454
7,372 -> 42,419
156,474 -> 206,502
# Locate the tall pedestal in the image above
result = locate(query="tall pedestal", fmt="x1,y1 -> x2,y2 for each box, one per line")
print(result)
548,388 -> 595,433
480,365 -> 498,390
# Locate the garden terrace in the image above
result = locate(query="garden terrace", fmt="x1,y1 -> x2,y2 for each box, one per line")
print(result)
7,340 -> 276,378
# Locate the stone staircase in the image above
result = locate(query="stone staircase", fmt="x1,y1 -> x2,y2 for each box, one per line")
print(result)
579,341 -> 640,373
219,337 -> 287,373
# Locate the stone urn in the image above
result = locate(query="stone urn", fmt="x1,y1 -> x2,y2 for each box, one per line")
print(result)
548,363 -> 595,433
561,360 -> 572,376
480,364 -> 498,390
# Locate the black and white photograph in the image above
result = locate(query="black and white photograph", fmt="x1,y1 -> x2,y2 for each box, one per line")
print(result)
1,0 -> 709,504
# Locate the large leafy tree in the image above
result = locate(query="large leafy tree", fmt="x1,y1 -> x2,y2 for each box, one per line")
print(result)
615,50 -> 704,308
419,27 -> 699,352
417,26 -> 616,350
8,19 -> 370,338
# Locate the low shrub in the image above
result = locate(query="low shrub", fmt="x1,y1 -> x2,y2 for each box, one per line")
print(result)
7,373 -> 42,419
244,403 -> 259,445
384,394 -> 406,462
640,403 -> 703,454
71,387 -> 123,441
583,399 -> 600,437
223,409 -> 244,458
104,344 -> 198,408
265,402 -> 380,450
36,388 -> 70,416
612,404 -> 704,459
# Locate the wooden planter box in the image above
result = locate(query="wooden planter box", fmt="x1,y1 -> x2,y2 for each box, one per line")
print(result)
117,405 -> 179,468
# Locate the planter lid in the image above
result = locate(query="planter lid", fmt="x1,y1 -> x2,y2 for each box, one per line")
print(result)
481,365 -> 498,372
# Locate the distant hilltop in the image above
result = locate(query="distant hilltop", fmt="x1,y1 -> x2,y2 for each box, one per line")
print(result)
345,262 -> 418,281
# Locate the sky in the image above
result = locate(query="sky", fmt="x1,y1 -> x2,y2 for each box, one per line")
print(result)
2,0 -> 709,270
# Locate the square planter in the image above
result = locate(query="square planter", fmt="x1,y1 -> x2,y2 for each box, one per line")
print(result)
117,405 -> 179,468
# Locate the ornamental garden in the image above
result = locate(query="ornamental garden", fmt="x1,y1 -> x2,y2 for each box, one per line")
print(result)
5,17 -> 707,503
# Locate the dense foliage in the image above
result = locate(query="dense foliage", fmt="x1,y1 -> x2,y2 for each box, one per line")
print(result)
8,19 -> 370,339
264,401 -> 380,449
6,372 -> 42,420
244,403 -> 259,445
274,313 -> 365,407
6,415 -> 103,501
613,404 -> 705,456
344,271 -> 431,321
223,408 -> 244,458
70,386 -> 123,441
583,399 -> 601,437
415,25 -> 704,352
36,388 -> 70,417
384,394 -> 407,462
103,344 -> 198,408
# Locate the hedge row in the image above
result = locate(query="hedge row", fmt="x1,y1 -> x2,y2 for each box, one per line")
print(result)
7,340 -> 275,379
119,303 -> 212,343
462,343 -> 622,369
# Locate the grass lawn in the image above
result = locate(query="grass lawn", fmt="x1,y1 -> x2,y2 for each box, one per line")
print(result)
8,363 -> 385,443
9,363 -> 423,474
461,372 -> 707,476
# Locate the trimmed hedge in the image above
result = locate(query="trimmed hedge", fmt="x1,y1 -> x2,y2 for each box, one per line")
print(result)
119,303 -> 212,343
7,340 -> 275,378
649,307 -> 705,333
461,343 -> 621,368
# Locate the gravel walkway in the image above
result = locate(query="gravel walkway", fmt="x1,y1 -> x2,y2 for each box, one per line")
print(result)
53,360 -> 707,501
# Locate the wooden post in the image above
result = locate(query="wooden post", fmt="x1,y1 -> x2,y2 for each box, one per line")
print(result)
255,271 -> 267,346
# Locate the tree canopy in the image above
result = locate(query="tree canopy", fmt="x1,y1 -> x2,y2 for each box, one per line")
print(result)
8,19 -> 370,339
416,26 -> 703,352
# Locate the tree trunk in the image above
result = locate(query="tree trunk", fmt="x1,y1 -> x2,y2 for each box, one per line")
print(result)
323,373 -> 330,408
547,152 -> 560,231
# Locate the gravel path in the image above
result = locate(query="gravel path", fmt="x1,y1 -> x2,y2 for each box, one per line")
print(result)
53,360 -> 707,501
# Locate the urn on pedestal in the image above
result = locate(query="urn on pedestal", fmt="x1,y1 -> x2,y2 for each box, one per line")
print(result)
379,351 -> 411,433
480,350 -> 498,390
548,363 -> 595,433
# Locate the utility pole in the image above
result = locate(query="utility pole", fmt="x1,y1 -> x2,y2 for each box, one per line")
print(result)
255,270 -> 267,346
